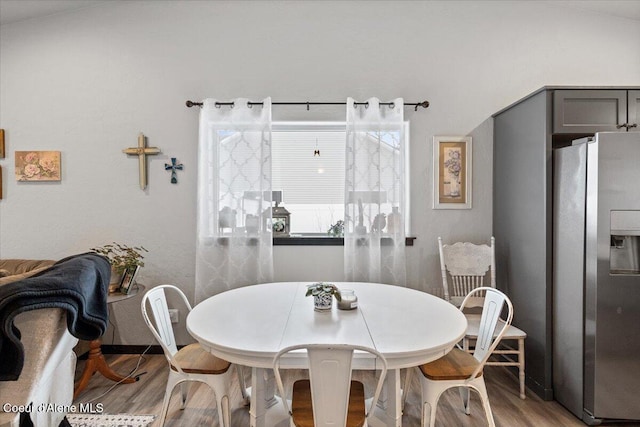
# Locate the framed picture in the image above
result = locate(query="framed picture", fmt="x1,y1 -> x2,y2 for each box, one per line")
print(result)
119,265 -> 140,294
15,151 -> 61,181
433,136 -> 472,209
0,129 -> 5,158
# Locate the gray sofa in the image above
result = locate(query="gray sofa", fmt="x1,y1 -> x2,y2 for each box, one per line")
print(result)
0,260 -> 79,427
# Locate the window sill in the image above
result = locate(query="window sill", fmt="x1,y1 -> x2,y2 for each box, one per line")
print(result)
274,237 -> 416,246
205,236 -> 416,246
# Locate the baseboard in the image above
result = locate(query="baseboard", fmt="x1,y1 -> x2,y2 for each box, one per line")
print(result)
525,375 -> 554,401
76,344 -> 186,359
101,345 -> 165,354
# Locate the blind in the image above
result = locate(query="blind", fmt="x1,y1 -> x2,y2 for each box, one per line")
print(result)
272,131 -> 345,204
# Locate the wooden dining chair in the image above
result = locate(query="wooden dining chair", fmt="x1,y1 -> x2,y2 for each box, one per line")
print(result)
438,236 -> 496,307
407,287 -> 513,427
438,236 -> 527,399
273,344 -> 388,427
141,285 -> 239,427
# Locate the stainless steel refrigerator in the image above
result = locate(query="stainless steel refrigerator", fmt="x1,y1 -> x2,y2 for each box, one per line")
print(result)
553,132 -> 640,425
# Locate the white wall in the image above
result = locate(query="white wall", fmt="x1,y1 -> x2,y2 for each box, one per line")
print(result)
1,1 -> 639,344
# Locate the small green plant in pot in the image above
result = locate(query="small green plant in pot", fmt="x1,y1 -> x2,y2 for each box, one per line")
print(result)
327,220 -> 344,237
306,282 -> 341,312
91,242 -> 148,285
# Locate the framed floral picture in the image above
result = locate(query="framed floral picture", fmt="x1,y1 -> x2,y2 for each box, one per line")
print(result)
15,151 -> 61,181
433,136 -> 472,209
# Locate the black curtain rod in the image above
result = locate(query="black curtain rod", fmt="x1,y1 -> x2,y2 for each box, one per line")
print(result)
185,100 -> 429,111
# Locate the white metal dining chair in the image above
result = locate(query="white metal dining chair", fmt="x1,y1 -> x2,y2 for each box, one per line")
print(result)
273,344 -> 388,427
141,285 -> 236,427
439,236 -> 527,399
405,287 -> 513,427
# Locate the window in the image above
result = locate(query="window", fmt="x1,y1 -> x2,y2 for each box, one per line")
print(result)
272,122 -> 410,237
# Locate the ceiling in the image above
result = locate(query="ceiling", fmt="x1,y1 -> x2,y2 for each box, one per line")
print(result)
550,0 -> 640,21
0,0 -> 106,25
1,0 -> 639,26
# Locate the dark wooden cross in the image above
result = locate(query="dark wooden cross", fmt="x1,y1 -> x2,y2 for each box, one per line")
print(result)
123,133 -> 161,190
164,157 -> 183,184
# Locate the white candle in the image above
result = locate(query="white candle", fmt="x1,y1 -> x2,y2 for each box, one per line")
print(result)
338,289 -> 358,310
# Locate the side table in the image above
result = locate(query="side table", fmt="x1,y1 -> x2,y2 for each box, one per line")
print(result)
73,284 -> 145,398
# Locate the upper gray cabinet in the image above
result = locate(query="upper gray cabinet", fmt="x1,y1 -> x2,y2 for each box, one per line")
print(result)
553,90 -> 639,133
629,90 -> 640,132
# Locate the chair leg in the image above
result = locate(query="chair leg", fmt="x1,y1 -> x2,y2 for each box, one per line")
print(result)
420,378 -> 445,427
236,365 -> 250,404
159,389 -> 172,426
159,373 -> 182,426
518,338 -> 526,399
421,401 -> 431,427
474,379 -> 496,427
180,382 -> 189,409
215,393 -> 230,427
459,387 -> 470,415
402,367 -> 414,411
425,399 -> 438,427
204,372 -> 233,427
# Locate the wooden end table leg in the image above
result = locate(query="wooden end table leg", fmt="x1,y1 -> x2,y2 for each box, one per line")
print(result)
74,339 -> 137,399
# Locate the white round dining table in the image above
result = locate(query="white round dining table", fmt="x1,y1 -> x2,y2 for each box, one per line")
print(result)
187,282 -> 467,427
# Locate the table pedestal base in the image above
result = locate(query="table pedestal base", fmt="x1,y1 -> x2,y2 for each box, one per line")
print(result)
249,368 -> 288,427
374,369 -> 403,427
74,339 -> 137,399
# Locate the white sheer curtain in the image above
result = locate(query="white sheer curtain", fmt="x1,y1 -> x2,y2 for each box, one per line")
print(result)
195,98 -> 273,302
344,97 -> 406,286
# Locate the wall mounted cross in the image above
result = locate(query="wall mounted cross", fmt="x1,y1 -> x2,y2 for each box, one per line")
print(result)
164,157 -> 183,184
123,133 -> 161,190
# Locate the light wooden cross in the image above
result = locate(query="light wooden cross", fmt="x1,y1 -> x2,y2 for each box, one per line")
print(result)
123,133 -> 161,190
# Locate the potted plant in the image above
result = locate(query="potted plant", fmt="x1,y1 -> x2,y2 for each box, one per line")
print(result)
91,242 -> 148,287
327,220 -> 344,237
305,282 -> 341,312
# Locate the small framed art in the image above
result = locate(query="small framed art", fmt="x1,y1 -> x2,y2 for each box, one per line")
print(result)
119,265 -> 140,294
0,129 -> 5,158
15,151 -> 61,181
433,136 -> 472,209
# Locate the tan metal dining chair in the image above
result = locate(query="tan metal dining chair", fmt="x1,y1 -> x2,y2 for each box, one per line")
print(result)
141,284 -> 237,427
438,236 -> 527,399
273,344 -> 388,427
407,287 -> 513,427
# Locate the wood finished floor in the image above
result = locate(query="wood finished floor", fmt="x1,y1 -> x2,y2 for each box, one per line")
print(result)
74,354 -> 640,427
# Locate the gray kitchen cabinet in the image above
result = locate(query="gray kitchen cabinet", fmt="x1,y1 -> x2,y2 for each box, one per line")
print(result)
493,86 -> 639,402
629,90 -> 640,132
553,89 -> 639,133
